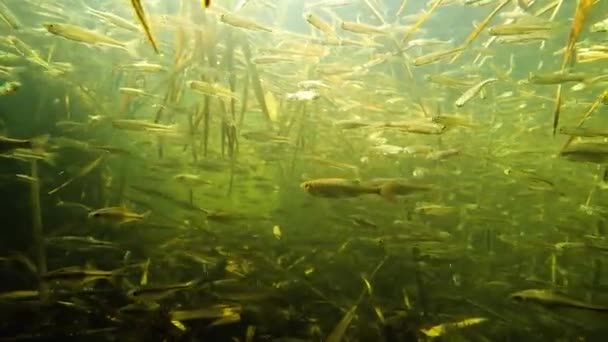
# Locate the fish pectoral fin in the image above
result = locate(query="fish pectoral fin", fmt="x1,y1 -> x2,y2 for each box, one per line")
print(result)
119,217 -> 139,225
378,182 -> 397,202
123,38 -> 141,58
31,134 -> 50,151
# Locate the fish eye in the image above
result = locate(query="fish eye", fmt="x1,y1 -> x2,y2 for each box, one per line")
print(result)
304,183 -> 312,190
510,295 -> 523,302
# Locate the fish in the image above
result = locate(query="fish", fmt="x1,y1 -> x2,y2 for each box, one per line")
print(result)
455,78 -> 498,107
128,280 -> 199,302
348,215 -> 378,229
488,23 -> 553,36
591,18 -> 608,32
300,178 -> 402,201
0,1 -> 21,30
464,0 -> 499,5
173,174 -> 212,187
188,80 -> 240,102
426,148 -> 460,160
413,46 -> 465,66
219,13 -> 273,32
0,65 -> 25,78
0,81 -> 20,96
84,6 -> 141,32
5,35 -> 49,69
298,80 -> 331,89
42,22 -> 139,56
528,71 -> 588,84
45,235 -> 116,250
560,141 -> 608,164
42,266 -> 123,286
0,51 -> 21,63
379,120 -> 446,134
0,290 -> 39,301
115,61 -> 166,73
129,0 -> 159,53
0,134 -> 48,154
169,304 -> 242,322
421,317 -> 487,337
305,0 -> 352,10
333,120 -> 371,129
241,131 -> 290,143
56,199 -> 93,212
286,90 -> 320,101
3,149 -> 57,165
407,38 -> 454,47
510,289 -> 608,312
0,174 -> 37,184
111,120 -> 177,134
327,304 -> 357,342
340,21 -> 386,35
88,206 -> 150,224
304,13 -> 336,37
495,32 -> 550,44
118,87 -> 158,97
414,203 -> 457,216
366,179 -> 435,196
252,55 -> 297,64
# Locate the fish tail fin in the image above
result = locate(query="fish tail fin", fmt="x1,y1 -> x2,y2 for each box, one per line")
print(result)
378,182 -> 397,202
123,38 -> 141,58
44,152 -> 58,167
185,279 -> 202,288
108,267 -> 129,286
31,134 -> 50,151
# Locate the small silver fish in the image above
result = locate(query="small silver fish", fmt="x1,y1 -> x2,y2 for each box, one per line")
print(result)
88,206 -> 149,224
455,78 -> 498,107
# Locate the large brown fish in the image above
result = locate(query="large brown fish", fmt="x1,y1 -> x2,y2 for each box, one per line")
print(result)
510,288 -> 608,312
301,178 -> 378,198
301,178 -> 431,201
